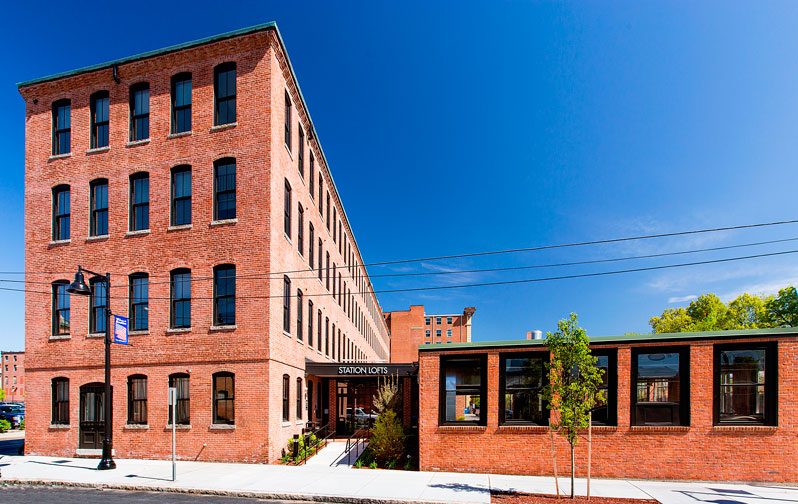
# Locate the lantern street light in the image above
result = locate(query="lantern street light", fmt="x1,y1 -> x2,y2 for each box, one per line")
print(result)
67,265 -> 116,470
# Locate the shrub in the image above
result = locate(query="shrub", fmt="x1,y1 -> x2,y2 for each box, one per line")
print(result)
404,456 -> 412,470
369,461 -> 378,469
369,409 -> 406,467
0,419 -> 10,433
19,420 -> 25,430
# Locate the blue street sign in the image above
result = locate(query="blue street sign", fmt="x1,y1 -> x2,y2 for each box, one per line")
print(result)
113,315 -> 129,345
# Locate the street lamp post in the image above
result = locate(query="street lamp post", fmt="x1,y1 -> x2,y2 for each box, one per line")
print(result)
67,265 -> 116,470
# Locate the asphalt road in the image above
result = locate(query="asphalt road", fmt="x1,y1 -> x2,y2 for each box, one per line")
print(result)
0,486 -> 337,503
0,437 -> 23,456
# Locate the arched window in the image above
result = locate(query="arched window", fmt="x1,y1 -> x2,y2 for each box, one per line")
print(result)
51,280 -> 70,335
90,91 -> 109,148
213,158 -> 236,221
171,165 -> 192,226
171,72 -> 192,134
52,99 -> 71,155
51,377 -> 69,425
282,374 -> 290,422
170,268 -> 191,328
89,178 -> 108,236
296,377 -> 303,420
129,82 -> 150,141
214,62 -> 236,125
129,273 -> 148,331
127,374 -> 148,425
213,264 -> 235,326
213,372 -> 234,425
52,184 -> 70,241
89,276 -> 108,334
168,373 -> 190,425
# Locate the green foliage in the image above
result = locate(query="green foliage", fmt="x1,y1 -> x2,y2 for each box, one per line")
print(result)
404,456 -> 413,470
0,389 -> 5,401
354,458 -> 364,468
19,419 -> 25,430
0,419 -> 10,433
369,409 -> 406,467
542,313 -> 604,448
650,288 -> 798,333
369,461 -> 378,469
765,286 -> 798,327
280,433 -> 319,463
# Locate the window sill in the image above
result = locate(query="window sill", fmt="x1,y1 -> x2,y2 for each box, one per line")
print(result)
629,425 -> 690,433
49,239 -> 71,246
284,233 -> 293,244
282,421 -> 291,427
168,224 -> 193,232
86,332 -> 105,339
165,424 -> 191,430
210,122 -> 237,132
436,425 -> 487,434
167,327 -> 192,334
126,139 -> 150,147
49,153 -> 72,161
284,143 -> 293,160
86,147 -> 110,155
209,424 -> 236,430
210,218 -> 238,227
283,330 -> 292,338
124,424 -> 149,430
167,131 -> 192,139
126,229 -> 151,237
129,330 -> 149,336
49,424 -> 70,430
712,425 -> 777,433
296,420 -> 305,425
86,234 -> 110,242
49,335 -> 71,341
210,325 -> 237,332
496,425 -> 549,434
76,448 -> 115,456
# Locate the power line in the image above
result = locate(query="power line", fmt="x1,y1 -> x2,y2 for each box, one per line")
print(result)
4,219 -> 798,286
4,248 -> 796,301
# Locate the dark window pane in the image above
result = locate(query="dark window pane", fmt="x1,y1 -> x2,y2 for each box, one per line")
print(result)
214,160 -> 236,220
719,349 -> 766,423
443,359 -> 482,423
214,266 -> 235,326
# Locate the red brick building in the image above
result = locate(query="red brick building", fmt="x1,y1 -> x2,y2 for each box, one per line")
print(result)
418,327 -> 797,482
19,22 -> 390,462
384,306 -> 475,362
1,351 -> 25,402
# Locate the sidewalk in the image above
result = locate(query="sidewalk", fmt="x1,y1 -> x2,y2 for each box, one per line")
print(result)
0,453 -> 796,504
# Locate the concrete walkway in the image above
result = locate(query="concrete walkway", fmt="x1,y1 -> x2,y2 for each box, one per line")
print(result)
0,453 -> 796,504
305,440 -> 369,467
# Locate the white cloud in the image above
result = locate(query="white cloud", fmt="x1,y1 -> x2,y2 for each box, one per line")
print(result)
668,295 -> 697,303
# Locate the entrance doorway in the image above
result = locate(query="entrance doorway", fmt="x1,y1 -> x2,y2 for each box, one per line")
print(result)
79,382 -> 109,449
335,379 -> 379,436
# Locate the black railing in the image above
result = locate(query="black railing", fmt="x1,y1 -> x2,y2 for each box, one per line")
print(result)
294,420 -> 334,465
344,425 -> 370,466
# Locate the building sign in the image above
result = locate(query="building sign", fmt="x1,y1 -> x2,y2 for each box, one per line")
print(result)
337,366 -> 389,376
113,315 -> 129,345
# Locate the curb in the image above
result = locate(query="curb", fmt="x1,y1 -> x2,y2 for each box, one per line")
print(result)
0,479 -> 474,504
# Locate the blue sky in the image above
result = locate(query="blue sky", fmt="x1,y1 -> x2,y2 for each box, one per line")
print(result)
2,1 -> 798,351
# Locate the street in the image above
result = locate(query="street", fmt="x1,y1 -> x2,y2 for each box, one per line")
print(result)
0,486 -> 333,504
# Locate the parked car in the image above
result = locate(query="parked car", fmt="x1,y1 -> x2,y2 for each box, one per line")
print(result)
0,404 -> 25,428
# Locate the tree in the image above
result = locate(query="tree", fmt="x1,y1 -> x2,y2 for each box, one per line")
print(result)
765,286 -> 798,327
649,307 -> 692,333
542,313 -> 604,499
725,293 -> 767,329
685,294 -> 729,331
368,409 -> 406,467
372,374 -> 400,415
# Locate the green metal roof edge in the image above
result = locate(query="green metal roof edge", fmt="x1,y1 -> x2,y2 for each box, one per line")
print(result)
16,21 -> 277,88
418,326 -> 798,351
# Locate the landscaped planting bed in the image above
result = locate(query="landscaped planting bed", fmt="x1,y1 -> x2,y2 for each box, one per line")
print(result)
491,491 -> 659,503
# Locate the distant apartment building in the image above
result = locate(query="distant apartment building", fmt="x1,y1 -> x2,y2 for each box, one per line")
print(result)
383,305 -> 475,362
18,22 -> 391,462
1,351 -> 24,402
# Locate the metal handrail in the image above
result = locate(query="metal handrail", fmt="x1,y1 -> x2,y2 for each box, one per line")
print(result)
345,425 -> 370,466
298,420 -> 334,465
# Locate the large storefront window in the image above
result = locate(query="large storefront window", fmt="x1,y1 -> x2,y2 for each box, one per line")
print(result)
632,347 -> 689,426
439,356 -> 486,425
591,349 -> 617,426
499,353 -> 547,425
714,342 -> 777,425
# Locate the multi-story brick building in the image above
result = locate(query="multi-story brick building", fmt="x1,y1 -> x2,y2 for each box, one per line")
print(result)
18,22 -> 390,462
418,327 -> 798,482
384,305 -> 475,362
1,351 -> 25,402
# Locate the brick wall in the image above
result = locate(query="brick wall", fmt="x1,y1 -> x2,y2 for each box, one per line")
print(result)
418,336 -> 798,482
386,306 -> 472,362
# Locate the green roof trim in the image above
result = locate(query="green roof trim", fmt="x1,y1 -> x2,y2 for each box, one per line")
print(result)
418,326 -> 798,352
16,21 -> 277,88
